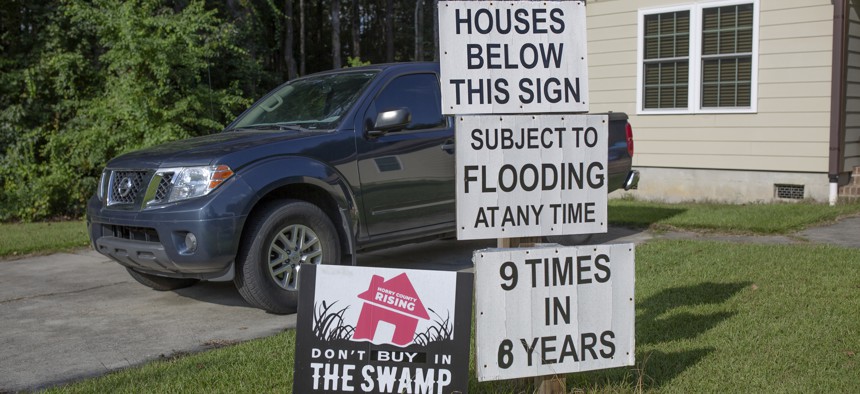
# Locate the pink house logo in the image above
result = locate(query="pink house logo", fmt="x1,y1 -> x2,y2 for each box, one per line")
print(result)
353,273 -> 429,346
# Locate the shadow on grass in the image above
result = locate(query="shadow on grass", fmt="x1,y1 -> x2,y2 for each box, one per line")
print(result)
637,281 -> 750,345
566,348 -> 714,391
608,205 -> 687,228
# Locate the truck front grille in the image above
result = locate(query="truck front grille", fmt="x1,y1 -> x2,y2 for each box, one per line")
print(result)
108,171 -> 147,205
153,172 -> 174,203
101,224 -> 160,243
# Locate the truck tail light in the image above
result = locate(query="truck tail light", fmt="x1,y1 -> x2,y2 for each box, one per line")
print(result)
625,122 -> 634,158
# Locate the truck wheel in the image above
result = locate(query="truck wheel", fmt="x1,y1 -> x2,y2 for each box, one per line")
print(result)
234,200 -> 341,314
126,268 -> 199,291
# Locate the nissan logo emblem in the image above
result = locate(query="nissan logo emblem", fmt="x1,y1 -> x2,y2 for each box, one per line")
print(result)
117,177 -> 134,198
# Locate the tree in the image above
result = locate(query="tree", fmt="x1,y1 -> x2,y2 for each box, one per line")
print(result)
385,0 -> 394,62
284,0 -> 298,79
331,0 -> 341,68
0,0 -> 248,220
414,0 -> 424,61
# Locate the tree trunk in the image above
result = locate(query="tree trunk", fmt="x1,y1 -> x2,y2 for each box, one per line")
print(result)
351,0 -> 360,59
385,0 -> 394,62
433,0 -> 439,61
331,0 -> 341,68
414,0 -> 424,61
300,0 -> 306,75
284,0 -> 298,79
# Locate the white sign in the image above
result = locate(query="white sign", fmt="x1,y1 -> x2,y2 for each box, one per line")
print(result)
474,244 -> 635,381
438,1 -> 589,114
456,114 -> 608,240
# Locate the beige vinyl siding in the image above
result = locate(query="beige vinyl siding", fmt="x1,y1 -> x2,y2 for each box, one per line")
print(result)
845,0 -> 860,170
587,0 -> 832,173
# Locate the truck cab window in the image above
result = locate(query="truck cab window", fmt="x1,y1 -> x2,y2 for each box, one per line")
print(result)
369,73 -> 445,131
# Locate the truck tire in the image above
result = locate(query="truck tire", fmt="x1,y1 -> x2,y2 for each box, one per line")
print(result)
234,199 -> 341,314
126,268 -> 199,291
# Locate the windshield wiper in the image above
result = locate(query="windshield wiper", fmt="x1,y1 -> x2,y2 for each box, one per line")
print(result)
228,123 -> 309,132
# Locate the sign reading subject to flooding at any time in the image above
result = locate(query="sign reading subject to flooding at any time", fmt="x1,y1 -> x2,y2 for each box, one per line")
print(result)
456,114 -> 608,240
474,244 -> 635,381
438,1 -> 589,114
293,265 -> 474,394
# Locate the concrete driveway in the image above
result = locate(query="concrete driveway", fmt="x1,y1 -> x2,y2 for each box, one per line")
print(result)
0,238 -> 495,392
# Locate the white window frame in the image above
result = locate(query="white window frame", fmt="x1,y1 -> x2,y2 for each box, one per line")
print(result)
636,0 -> 759,115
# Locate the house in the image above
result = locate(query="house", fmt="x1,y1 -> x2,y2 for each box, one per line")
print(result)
353,273 -> 430,346
586,0 -> 860,203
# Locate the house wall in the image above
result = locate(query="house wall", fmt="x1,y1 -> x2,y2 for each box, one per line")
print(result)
846,0 -> 860,171
587,0 -> 836,202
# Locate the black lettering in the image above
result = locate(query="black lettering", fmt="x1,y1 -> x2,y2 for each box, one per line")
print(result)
581,333 -> 598,361
499,164 -> 517,192
467,44 -> 483,69
549,8 -> 565,33
481,165 -> 496,192
552,256 -> 573,286
500,261 -> 518,290
595,254 -> 610,283
525,258 -> 541,288
521,337 -> 540,367
455,8 -> 471,34
520,164 -> 538,191
475,9 -> 493,34
464,165 -> 478,193
542,164 -> 558,190
577,255 -> 592,284
498,339 -> 514,368
560,334 -> 579,362
449,79 -> 465,105
496,9 -> 512,34
514,8 -> 530,33
587,162 -> 605,189
520,44 -> 538,69
470,129 -> 483,150
519,78 -> 534,103
540,335 -> 557,365
495,79 -> 510,103
600,331 -> 616,358
486,43 -> 501,69
532,8 -> 547,34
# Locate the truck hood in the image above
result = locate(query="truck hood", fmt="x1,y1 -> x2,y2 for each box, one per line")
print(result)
107,129 -> 328,169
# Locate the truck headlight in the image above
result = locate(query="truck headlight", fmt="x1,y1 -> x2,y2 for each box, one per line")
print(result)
167,165 -> 234,202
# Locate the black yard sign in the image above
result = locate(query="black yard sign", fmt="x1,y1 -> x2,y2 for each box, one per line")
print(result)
294,265 -> 474,393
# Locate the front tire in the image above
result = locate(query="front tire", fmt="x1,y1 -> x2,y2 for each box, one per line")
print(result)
234,200 -> 341,314
126,268 -> 198,291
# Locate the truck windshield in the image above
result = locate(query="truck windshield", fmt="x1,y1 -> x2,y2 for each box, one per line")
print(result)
229,70 -> 378,131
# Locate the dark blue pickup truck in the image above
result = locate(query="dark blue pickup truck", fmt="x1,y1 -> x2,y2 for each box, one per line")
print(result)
87,62 -> 638,313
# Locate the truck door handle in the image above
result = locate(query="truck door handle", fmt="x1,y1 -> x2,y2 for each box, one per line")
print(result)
441,139 -> 455,154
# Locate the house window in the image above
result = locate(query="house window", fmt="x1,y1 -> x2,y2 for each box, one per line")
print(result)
643,11 -> 690,109
638,1 -> 758,114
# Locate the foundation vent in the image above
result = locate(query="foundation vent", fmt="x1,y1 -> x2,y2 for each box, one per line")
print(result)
775,184 -> 805,200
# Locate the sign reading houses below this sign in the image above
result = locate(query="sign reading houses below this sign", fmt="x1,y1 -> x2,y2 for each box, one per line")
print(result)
294,265 -> 474,394
439,1 -> 589,115
456,114 -> 608,240
475,244 -> 635,382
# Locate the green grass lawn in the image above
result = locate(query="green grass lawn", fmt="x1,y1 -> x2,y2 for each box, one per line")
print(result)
608,198 -> 860,234
48,239 -> 860,393
0,220 -> 89,258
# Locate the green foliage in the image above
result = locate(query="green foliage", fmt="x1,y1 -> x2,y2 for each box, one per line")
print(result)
0,0 -> 250,220
346,56 -> 371,67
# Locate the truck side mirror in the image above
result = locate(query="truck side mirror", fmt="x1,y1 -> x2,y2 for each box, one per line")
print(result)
369,108 -> 411,137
